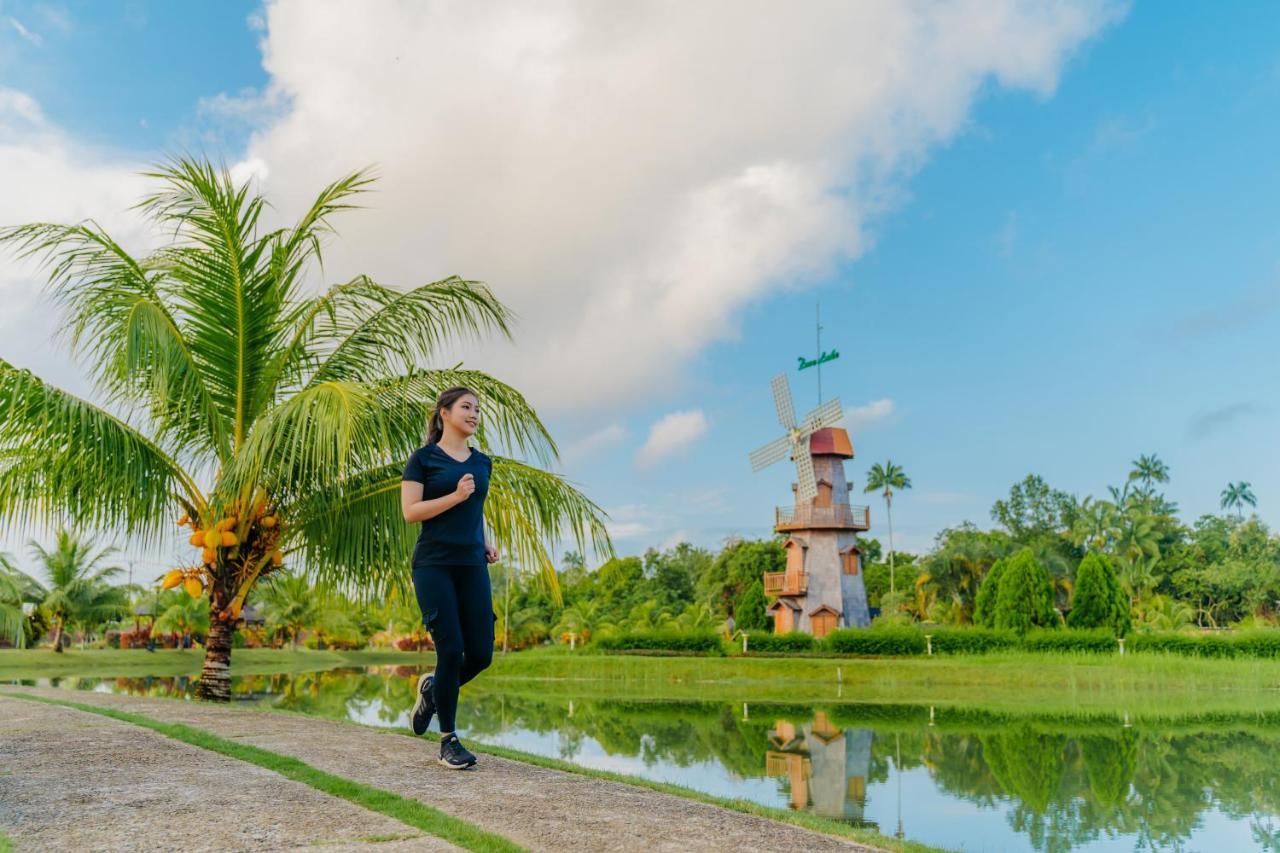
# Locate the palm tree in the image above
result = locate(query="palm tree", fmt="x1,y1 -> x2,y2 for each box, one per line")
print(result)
0,158 -> 611,699
257,572 -> 320,649
23,530 -> 130,651
1128,453 -> 1170,492
1220,481 -> 1257,520
153,591 -> 211,645
864,460 -> 912,596
0,552 -> 30,647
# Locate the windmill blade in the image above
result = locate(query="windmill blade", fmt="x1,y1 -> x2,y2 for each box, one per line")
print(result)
794,449 -> 818,503
801,397 -> 843,433
771,374 -> 796,429
749,434 -> 792,472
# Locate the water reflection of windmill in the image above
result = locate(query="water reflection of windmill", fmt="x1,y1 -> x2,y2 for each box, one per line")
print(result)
765,713 -> 875,825
749,374 -> 872,634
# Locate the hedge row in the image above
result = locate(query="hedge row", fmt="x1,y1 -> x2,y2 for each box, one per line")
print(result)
595,627 -> 1280,658
593,630 -> 724,653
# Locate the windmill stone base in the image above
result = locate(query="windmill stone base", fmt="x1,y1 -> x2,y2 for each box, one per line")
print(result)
764,428 -> 871,636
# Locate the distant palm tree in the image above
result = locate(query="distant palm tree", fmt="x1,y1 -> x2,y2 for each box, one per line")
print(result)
153,593 -> 211,644
257,572 -> 320,649
864,460 -> 912,596
1128,453 -> 1170,491
1220,481 -> 1257,519
24,530 -> 129,652
0,552 -> 29,647
0,158 -> 610,698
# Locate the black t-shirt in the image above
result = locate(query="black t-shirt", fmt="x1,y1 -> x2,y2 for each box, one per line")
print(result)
402,443 -> 492,566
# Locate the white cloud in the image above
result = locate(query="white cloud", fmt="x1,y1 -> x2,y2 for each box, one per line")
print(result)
0,88 -> 149,385
8,17 -> 42,46
995,211 -> 1019,257
217,0 -> 1118,414
635,409 -> 709,469
842,398 -> 895,433
559,422 -> 627,468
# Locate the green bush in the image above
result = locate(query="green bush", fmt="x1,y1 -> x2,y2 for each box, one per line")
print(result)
593,630 -> 723,654
1067,553 -> 1131,636
735,580 -> 768,631
1129,632 -> 1236,657
993,549 -> 1058,635
824,626 -> 926,656
927,626 -> 1018,654
972,558 -> 1009,628
1022,628 -> 1116,654
1232,631 -> 1280,657
743,631 -> 815,653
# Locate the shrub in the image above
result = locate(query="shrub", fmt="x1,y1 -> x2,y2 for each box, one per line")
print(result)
993,550 -> 1058,635
972,558 -> 1009,628
1129,632 -> 1235,657
743,631 -> 814,653
824,626 -> 926,656
593,630 -> 723,654
1022,628 -> 1116,654
735,581 -> 768,631
1232,631 -> 1280,657
1068,553 -> 1131,636
928,626 -> 1018,654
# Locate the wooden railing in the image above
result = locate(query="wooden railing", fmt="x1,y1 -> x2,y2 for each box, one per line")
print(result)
763,571 -> 807,596
775,504 -> 870,531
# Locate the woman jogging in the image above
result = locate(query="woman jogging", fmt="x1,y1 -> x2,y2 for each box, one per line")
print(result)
401,386 -> 499,769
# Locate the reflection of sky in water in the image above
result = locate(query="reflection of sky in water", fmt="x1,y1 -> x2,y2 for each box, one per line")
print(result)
34,672 -> 1280,853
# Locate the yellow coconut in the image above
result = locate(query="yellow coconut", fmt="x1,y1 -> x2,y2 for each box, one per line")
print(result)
189,531 -> 204,547
261,515 -> 277,529
270,550 -> 283,567
205,529 -> 220,547
161,570 -> 183,590
220,531 -> 238,547
177,514 -> 190,526
201,546 -> 217,564
183,577 -> 203,598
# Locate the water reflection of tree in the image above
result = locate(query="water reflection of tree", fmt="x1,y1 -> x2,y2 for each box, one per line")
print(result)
70,672 -> 1280,852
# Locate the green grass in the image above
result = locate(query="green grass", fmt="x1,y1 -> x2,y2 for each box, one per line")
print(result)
4,692 -> 521,853
0,827 -> 11,853
0,647 -> 432,679
481,647 -> 1280,715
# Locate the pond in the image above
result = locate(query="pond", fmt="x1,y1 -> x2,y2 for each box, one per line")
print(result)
20,667 -> 1280,852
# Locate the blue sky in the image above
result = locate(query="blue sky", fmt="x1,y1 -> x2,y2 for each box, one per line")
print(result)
1,2 -> 1276,569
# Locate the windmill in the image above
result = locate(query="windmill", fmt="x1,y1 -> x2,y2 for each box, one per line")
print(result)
749,373 -> 843,502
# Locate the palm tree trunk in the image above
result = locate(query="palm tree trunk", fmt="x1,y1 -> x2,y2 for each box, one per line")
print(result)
51,619 -> 64,653
197,613 -> 234,701
885,491 -> 896,597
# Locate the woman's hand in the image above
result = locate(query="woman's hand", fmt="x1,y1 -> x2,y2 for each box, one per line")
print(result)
485,544 -> 500,564
454,473 -> 476,501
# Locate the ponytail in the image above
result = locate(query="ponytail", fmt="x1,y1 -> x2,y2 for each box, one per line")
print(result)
426,386 -> 478,445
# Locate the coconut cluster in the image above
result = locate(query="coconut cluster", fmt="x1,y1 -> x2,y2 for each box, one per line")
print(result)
158,496 -> 286,617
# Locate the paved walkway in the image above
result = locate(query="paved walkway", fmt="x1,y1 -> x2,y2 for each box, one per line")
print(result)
0,695 -> 454,852
0,687 -> 876,852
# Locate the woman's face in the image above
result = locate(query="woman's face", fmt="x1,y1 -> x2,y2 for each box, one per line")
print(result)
443,394 -> 480,437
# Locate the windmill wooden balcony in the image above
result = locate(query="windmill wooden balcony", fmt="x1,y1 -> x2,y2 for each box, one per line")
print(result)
775,504 -> 870,532
764,571 -> 808,596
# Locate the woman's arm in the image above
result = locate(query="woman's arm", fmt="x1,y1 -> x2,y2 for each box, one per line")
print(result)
401,476 -> 472,523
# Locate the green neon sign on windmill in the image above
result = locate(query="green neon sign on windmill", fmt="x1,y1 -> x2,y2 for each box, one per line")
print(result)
797,349 -> 839,371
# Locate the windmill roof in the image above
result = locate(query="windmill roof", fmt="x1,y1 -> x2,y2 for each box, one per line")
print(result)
809,427 -> 853,458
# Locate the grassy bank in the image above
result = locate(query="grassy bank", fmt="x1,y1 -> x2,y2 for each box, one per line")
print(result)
8,645 -> 1280,716
0,647 -> 432,679
484,647 -> 1280,715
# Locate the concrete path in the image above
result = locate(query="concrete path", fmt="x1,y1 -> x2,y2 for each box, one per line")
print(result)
0,695 -> 455,852
0,687 -> 876,852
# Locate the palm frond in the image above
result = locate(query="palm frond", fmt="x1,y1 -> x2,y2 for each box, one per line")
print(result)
307,276 -> 515,385
0,358 -> 202,539
139,159 -> 285,450
0,221 -> 230,459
